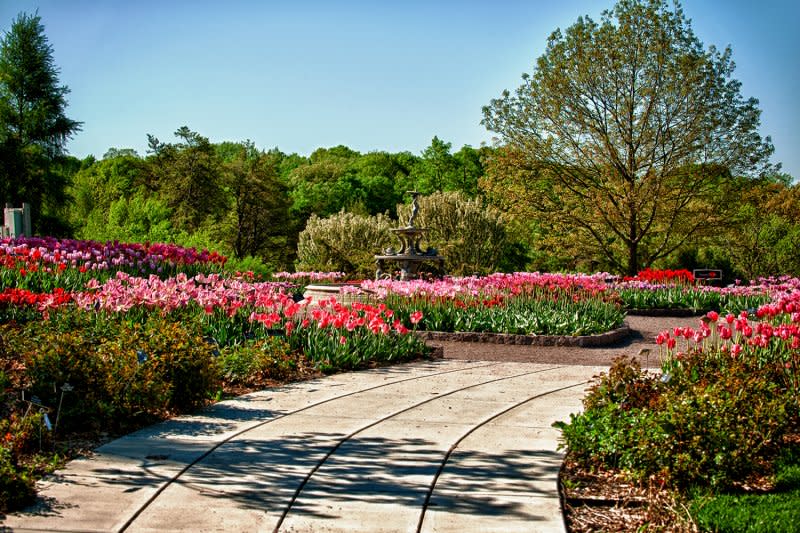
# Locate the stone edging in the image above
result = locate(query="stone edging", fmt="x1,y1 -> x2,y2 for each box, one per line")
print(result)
626,308 -> 704,317
416,323 -> 631,347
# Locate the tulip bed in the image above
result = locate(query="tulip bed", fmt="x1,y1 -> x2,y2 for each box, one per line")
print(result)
0,237 -> 430,511
351,273 -> 626,335
613,268 -> 774,313
557,293 -> 800,529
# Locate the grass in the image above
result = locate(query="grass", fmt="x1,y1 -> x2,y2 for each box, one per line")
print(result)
689,444 -> 800,533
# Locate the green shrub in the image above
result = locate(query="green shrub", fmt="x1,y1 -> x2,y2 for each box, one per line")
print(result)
582,356 -> 663,411
220,337 -> 297,385
655,374 -> 788,489
296,211 -> 394,277
557,355 -> 793,490
0,446 -> 36,513
5,311 -> 220,431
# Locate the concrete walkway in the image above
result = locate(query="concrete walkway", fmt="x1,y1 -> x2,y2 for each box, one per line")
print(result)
2,360 -> 605,533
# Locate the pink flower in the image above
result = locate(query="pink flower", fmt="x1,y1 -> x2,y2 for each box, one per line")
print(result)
730,344 -> 742,357
706,310 -> 719,322
410,310 -> 423,325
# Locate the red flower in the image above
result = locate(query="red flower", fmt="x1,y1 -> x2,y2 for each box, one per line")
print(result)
410,310 -> 423,325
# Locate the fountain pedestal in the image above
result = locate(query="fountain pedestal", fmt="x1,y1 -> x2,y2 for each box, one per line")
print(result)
374,192 -> 445,281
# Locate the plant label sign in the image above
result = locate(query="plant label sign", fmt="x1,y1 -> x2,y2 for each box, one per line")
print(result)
693,269 -> 722,282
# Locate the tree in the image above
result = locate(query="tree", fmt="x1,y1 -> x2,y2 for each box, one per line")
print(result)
412,136 -> 458,193
286,145 -> 360,219
720,177 -> 800,278
0,11 -> 81,231
220,143 -> 292,264
296,211 -> 394,276
145,127 -> 226,232
481,0 -> 776,275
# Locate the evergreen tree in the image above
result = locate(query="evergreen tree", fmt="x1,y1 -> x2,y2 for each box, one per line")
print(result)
0,11 -> 81,231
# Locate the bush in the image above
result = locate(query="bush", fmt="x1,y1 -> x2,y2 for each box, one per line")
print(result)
557,355 -> 794,489
296,211 -> 394,277
219,337 -> 297,385
3,311 -> 220,431
0,446 -> 36,513
582,356 -> 663,411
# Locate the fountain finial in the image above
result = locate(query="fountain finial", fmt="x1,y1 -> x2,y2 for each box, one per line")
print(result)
406,190 -> 420,228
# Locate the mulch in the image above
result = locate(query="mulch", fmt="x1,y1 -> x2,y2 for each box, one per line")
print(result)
430,314 -> 705,368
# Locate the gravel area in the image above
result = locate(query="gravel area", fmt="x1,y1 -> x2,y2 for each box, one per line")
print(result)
430,314 -> 705,368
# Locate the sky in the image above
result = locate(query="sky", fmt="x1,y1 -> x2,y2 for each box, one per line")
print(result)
1,0 -> 798,178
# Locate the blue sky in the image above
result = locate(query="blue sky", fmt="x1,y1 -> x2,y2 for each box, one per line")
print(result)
2,1 -> 798,178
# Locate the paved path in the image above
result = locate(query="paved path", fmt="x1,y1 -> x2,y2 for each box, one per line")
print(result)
2,360 -> 606,533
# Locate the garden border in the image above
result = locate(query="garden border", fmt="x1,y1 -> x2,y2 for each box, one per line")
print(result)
415,323 -> 630,347
626,308 -> 705,317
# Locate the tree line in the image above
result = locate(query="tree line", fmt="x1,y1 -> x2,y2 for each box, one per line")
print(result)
1,4 -> 798,280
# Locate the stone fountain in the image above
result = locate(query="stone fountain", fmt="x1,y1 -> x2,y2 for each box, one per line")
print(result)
374,191 -> 444,281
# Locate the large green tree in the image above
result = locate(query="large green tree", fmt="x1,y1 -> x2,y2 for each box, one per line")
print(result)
220,142 -> 292,264
145,127 -> 226,233
481,0 -> 776,275
0,11 -> 81,231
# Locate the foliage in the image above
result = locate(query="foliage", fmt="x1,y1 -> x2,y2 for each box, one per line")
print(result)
0,445 -> 36,513
218,143 -> 293,265
481,0 -> 776,276
146,127 -> 227,233
296,211 -> 394,277
0,11 -> 81,232
557,355 -> 794,490
396,191 -> 511,275
559,293 -> 800,492
219,337 -> 298,385
4,311 -> 220,430
690,446 -> 800,533
722,179 -> 800,278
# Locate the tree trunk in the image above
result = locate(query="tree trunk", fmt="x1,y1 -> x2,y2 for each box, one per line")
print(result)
627,239 -> 639,277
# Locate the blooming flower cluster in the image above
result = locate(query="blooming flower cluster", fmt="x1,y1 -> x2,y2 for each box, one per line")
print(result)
623,268 -> 694,284
655,293 -> 800,410
249,298 -> 421,338
351,272 -> 610,300
76,271 -> 291,315
0,287 -> 73,311
272,271 -> 346,283
0,236 -> 226,276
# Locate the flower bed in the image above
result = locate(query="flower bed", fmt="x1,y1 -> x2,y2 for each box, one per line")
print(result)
557,288 -> 800,529
0,240 -> 431,512
349,273 -> 626,336
0,236 -> 227,293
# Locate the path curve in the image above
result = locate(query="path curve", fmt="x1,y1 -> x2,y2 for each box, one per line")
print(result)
2,314 -> 701,533
433,314 -> 703,367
